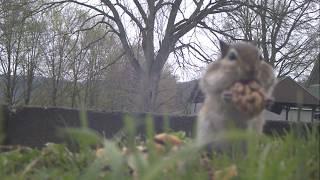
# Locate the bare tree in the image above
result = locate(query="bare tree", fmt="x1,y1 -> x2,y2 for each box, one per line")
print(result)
65,10 -> 94,108
39,6 -> 77,106
201,0 -> 320,79
20,15 -> 45,105
0,0 -> 31,105
43,0 -> 243,112
81,26 -> 124,109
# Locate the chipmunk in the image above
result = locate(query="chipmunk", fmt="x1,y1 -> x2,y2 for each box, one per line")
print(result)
196,40 -> 276,148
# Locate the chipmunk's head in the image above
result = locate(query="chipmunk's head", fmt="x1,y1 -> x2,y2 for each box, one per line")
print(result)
201,40 -> 276,98
219,40 -> 264,80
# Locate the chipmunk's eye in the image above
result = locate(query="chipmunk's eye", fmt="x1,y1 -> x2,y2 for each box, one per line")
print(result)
228,51 -> 237,61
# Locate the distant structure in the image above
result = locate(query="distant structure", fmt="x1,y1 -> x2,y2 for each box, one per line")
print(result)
305,54 -> 320,98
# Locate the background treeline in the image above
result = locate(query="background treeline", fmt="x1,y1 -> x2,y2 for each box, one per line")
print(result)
0,0 -> 318,113
0,1 -> 181,113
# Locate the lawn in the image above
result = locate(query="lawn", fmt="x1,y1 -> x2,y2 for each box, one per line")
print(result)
0,117 -> 319,180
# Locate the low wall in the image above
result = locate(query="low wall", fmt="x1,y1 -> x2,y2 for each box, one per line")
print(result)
0,106 -> 318,148
1,106 -> 196,147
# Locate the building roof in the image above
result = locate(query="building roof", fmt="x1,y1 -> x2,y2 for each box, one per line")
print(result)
273,77 -> 319,107
186,77 -> 320,107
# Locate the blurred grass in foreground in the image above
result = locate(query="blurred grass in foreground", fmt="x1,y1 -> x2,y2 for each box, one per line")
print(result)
0,115 -> 318,180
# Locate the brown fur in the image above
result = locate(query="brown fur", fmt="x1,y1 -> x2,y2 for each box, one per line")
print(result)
197,41 -> 276,147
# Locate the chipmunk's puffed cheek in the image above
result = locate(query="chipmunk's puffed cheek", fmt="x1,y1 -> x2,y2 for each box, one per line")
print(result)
257,62 -> 275,89
205,73 -> 223,86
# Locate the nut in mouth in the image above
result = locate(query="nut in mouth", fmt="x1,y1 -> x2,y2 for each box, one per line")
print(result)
222,80 -> 269,116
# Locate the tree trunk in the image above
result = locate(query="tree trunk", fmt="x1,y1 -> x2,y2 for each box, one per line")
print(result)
51,79 -> 58,106
71,73 -> 78,108
71,81 -> 77,108
24,74 -> 34,105
138,70 -> 161,112
5,76 -> 13,106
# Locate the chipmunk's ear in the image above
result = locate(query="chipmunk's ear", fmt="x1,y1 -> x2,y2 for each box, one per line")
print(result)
219,40 -> 229,58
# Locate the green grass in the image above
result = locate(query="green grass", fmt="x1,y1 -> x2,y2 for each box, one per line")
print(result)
0,116 -> 319,180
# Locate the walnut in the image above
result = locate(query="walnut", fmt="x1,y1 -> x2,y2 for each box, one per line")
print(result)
154,133 -> 182,146
227,80 -> 266,116
153,133 -> 183,153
